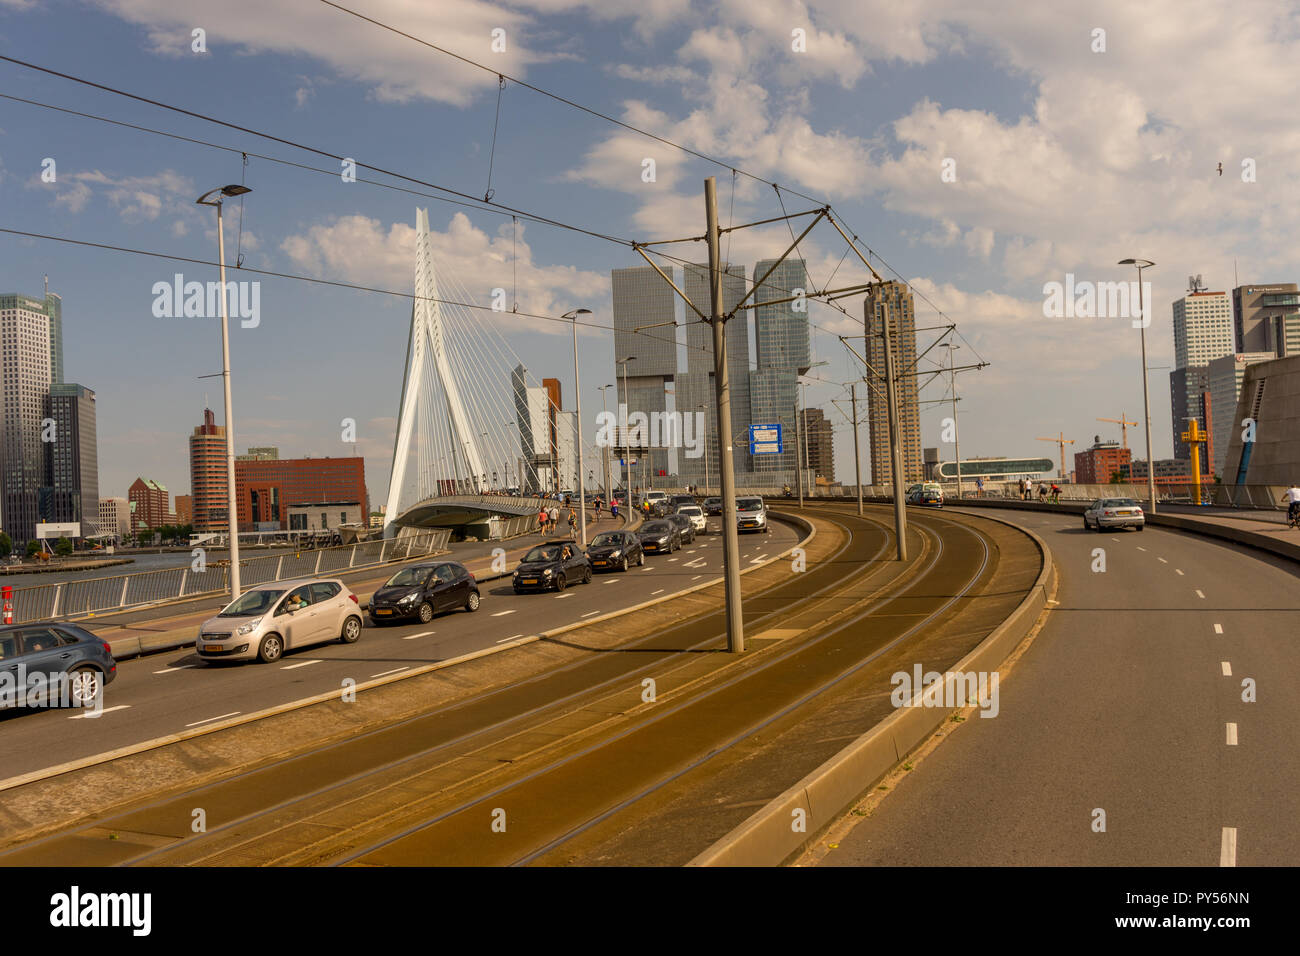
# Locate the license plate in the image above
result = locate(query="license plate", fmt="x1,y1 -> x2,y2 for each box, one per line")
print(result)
375,608 -> 393,615
204,644 -> 223,653
521,578 -> 538,585
646,545 -> 657,550
593,560 -> 607,567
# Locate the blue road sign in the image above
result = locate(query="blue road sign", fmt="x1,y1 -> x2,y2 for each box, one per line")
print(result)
749,423 -> 783,456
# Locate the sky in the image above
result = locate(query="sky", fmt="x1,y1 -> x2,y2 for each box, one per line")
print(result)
1,0 -> 1296,504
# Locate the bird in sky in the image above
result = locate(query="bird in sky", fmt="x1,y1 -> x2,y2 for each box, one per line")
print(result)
1217,162 -> 1223,176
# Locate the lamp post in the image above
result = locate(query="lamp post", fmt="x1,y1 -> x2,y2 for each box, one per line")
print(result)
196,183 -> 251,600
940,343 -> 962,499
598,384 -> 614,506
617,356 -> 636,502
696,404 -> 710,495
564,309 -> 592,545
1118,258 -> 1157,514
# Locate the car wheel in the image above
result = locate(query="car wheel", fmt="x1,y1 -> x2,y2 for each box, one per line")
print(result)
555,573 -> 567,592
1083,516 -> 1090,530
67,666 -> 102,708
583,566 -> 592,585
466,590 -> 480,611
257,634 -> 284,664
637,551 -> 645,567
418,601 -> 434,623
620,556 -> 629,572
340,615 -> 362,643
513,586 -> 523,594
1135,524 -> 1144,532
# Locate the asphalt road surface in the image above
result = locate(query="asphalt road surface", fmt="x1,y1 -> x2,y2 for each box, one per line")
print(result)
0,519 -> 796,781
809,508 -> 1299,867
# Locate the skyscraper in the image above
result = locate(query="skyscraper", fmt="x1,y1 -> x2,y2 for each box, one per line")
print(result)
801,406 -> 835,481
750,258 -> 810,481
611,266 -> 676,482
189,408 -> 228,531
1169,287 -> 1233,473
1233,283 -> 1300,355
1,291 -> 61,541
43,383 -> 98,534
865,281 -> 923,484
680,262 -> 749,485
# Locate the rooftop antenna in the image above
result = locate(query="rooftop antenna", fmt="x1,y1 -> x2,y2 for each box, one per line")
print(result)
43,274 -> 48,296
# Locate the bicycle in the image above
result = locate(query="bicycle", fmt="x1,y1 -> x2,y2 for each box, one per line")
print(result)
1288,506 -> 1300,529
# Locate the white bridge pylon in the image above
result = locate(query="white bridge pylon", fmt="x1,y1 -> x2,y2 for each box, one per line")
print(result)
384,208 -> 489,533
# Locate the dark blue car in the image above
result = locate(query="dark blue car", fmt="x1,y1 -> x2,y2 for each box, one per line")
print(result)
0,622 -> 117,708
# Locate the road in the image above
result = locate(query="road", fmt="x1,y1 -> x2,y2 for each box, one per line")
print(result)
0,518 -> 796,781
805,508 -> 1300,867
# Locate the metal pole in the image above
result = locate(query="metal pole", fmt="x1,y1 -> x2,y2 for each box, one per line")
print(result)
852,382 -> 863,516
950,346 -> 962,501
794,400 -> 804,508
622,361 -> 632,503
216,201 -> 241,599
1138,266 -> 1157,514
573,315 -> 587,547
706,176 -> 744,653
875,296 -> 908,561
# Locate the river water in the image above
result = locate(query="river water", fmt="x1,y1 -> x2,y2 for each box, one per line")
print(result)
3,547 -> 304,589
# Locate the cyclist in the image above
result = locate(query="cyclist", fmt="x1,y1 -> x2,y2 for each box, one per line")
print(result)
1282,483 -> 1300,526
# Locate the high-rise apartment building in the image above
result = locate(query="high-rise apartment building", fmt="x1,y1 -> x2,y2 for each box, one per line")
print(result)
128,477 -> 170,531
865,281 -> 923,484
749,258 -> 810,480
1233,283 -> 1300,355
801,406 -> 834,481
43,383 -> 98,533
1173,289 -> 1233,370
98,497 -> 130,539
611,266 -> 676,482
189,407 -> 228,531
1,290 -> 69,542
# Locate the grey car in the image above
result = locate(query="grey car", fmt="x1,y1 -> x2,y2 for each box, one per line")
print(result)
1083,498 -> 1145,531
197,578 -> 364,664
0,622 -> 117,708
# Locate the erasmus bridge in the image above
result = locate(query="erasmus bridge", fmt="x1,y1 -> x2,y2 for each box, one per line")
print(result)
382,208 -> 597,537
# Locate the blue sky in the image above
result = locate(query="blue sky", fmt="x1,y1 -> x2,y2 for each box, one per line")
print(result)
2,0 -> 1296,503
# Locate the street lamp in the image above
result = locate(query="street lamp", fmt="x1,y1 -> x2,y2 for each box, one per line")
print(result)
598,384 -> 614,505
696,404 -> 710,495
196,183 -> 252,600
1118,258 -> 1157,514
563,309 -> 592,545
617,356 -> 637,502
940,343 -> 962,499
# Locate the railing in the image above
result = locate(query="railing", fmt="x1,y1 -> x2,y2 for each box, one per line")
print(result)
9,528 -> 452,625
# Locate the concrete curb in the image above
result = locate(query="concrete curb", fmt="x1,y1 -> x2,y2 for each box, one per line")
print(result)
0,513 -> 811,795
688,509 -> 1055,867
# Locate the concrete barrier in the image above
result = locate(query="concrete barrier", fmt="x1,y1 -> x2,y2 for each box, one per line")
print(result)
689,509 -> 1055,867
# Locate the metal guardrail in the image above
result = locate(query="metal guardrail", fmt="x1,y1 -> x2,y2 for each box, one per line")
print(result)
8,529 -> 452,625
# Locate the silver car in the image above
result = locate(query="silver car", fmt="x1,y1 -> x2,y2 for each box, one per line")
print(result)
197,578 -> 363,663
1083,498 -> 1145,532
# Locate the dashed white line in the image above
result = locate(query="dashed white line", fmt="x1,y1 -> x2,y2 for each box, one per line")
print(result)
580,610 -> 600,618
1225,723 -> 1238,746
370,666 -> 410,679
1220,828 -> 1237,867
1221,661 -> 1232,676
492,609 -> 517,617
651,589 -> 664,595
1136,546 -> 1147,552
691,575 -> 702,580
402,630 -> 436,641
496,634 -> 524,643
554,593 -> 572,599
186,711 -> 240,728
604,579 -> 617,585
1157,557 -> 1168,563
1175,569 -> 1184,575
1195,589 -> 1206,599
69,705 -> 130,720
1214,623 -> 1224,634
153,665 -> 194,674
281,659 -> 322,670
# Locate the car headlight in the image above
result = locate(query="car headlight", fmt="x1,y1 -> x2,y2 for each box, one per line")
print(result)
236,619 -> 261,635
398,592 -> 418,603
542,568 -> 554,576
609,550 -> 622,558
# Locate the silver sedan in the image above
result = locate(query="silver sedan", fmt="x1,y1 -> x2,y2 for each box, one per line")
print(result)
1083,498 -> 1145,532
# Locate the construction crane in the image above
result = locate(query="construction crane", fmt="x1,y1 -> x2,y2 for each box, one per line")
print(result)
1097,414 -> 1139,449
1036,433 -> 1075,479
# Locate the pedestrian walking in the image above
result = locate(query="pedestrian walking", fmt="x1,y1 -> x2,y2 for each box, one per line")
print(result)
549,504 -> 559,530
567,506 -> 576,530
537,505 -> 547,535
1037,482 -> 1047,502
975,476 -> 984,497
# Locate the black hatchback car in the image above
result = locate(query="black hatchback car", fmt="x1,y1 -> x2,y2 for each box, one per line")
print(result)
512,540 -> 592,592
586,530 -> 645,572
702,497 -> 722,515
638,520 -> 682,554
665,512 -> 696,545
0,621 -> 116,708
369,561 -> 481,624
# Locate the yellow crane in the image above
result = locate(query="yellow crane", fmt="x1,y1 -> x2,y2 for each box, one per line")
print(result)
1036,433 -> 1075,479
1097,414 -> 1139,449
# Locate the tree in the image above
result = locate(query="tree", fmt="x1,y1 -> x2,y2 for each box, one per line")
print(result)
26,540 -> 42,557
55,536 -> 73,556
0,532 -> 11,556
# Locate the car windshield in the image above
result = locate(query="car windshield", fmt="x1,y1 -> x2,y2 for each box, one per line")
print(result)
680,507 -> 702,516
219,589 -> 284,616
737,498 -> 763,511
590,533 -> 623,547
1104,499 -> 1140,508
705,498 -> 720,504
385,567 -> 432,587
642,522 -> 670,534
524,545 -> 562,562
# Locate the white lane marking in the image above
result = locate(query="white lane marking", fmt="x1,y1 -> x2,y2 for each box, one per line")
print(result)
370,667 -> 410,678
1176,569 -> 1184,575
604,579 -> 617,585
70,705 -> 130,720
1220,828 -> 1237,867
691,575 -> 702,580
1137,546 -> 1147,552
668,558 -> 678,562
684,558 -> 707,568
580,611 -> 600,618
1221,661 -> 1232,676
642,567 -> 654,571
402,631 -> 436,641
153,665 -> 194,674
496,634 -> 524,644
1226,723 -> 1238,746
1046,599 -> 1060,606
1195,589 -> 1206,599
1214,623 -> 1223,634
1111,537 -> 1120,542
492,609 -> 517,617
186,711 -> 240,727
281,659 -> 322,670
554,593 -> 572,600
1158,557 -> 1168,563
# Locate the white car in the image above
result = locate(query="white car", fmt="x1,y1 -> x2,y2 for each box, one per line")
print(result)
1083,498 -> 1145,532
197,578 -> 363,663
677,504 -> 707,532
736,496 -> 769,534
